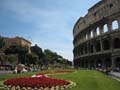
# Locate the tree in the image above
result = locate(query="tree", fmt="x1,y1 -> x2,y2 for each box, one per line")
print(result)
0,36 -> 5,49
44,49 -> 56,64
4,45 -> 28,64
26,53 -> 39,65
31,44 -> 44,66
7,55 -> 17,64
0,54 -> 5,63
31,44 -> 44,59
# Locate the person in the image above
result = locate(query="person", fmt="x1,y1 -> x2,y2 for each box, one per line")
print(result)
17,67 -> 21,74
13,67 -> 17,74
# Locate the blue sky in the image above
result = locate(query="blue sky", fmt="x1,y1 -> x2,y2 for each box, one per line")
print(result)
0,0 -> 100,61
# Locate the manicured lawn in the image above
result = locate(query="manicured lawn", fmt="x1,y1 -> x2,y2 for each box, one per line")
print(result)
0,70 -> 120,90
0,69 -> 53,81
49,70 -> 120,90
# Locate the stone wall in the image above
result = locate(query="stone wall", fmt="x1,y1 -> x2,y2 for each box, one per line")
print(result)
73,0 -> 120,69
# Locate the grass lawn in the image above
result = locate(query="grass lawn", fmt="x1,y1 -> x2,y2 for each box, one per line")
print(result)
49,70 -> 120,90
0,70 -> 120,90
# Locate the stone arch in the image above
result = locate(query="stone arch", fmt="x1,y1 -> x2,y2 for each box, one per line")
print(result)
115,57 -> 120,68
103,39 -> 110,50
90,44 -> 94,53
86,34 -> 88,40
84,44 -> 88,54
112,20 -> 119,30
84,59 -> 88,68
113,38 -> 120,49
95,40 -> 101,52
104,58 -> 111,68
96,59 -> 102,68
90,59 -> 95,69
74,59 -> 80,68
80,59 -> 84,68
103,24 -> 108,33
96,27 -> 100,36
91,31 -> 93,38
80,47 -> 83,55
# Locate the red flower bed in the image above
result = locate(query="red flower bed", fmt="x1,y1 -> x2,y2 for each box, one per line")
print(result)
4,76 -> 70,88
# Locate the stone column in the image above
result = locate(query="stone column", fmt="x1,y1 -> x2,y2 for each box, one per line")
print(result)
93,29 -> 96,37
100,25 -> 104,34
111,57 -> 116,70
82,60 -> 85,68
94,59 -> 97,69
110,37 -> 114,52
82,35 -> 84,42
100,38 -> 103,52
84,60 -> 87,68
88,32 -> 91,39
80,60 -> 82,68
102,58 -> 105,68
87,42 -> 90,55
86,60 -> 88,69
83,35 -> 85,42
88,60 -> 90,69
82,47 -> 85,55
83,59 -> 86,68
93,43 -> 96,53
117,17 -> 120,30
108,21 -> 112,32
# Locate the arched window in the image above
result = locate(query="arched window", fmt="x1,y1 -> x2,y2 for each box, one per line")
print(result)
96,27 -> 100,36
86,34 -> 88,40
91,31 -> 93,38
90,44 -> 94,53
103,24 -> 108,33
112,20 -> 119,30
113,38 -> 120,49
105,58 -> 111,67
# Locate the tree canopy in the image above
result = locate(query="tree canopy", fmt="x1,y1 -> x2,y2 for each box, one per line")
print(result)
2,43 -> 72,67
0,36 -> 5,49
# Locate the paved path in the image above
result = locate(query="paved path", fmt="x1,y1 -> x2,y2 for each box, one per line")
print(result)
0,70 -> 12,75
109,72 -> 120,81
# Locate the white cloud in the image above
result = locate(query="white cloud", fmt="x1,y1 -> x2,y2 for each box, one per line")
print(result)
2,0 -> 74,61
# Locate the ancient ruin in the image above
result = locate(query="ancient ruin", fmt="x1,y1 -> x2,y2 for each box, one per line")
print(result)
73,0 -> 120,69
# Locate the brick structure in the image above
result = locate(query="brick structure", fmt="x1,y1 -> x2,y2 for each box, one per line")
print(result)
3,36 -> 31,53
73,0 -> 120,69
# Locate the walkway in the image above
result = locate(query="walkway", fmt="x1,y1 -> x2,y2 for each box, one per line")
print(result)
109,72 -> 120,81
0,70 -> 12,75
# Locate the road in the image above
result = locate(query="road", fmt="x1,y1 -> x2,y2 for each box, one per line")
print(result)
0,70 -> 12,75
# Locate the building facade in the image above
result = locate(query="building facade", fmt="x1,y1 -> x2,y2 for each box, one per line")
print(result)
0,36 -> 31,69
2,36 -> 31,53
73,0 -> 120,69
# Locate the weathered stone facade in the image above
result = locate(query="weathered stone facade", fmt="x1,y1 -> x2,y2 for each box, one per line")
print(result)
73,0 -> 120,69
0,36 -> 31,53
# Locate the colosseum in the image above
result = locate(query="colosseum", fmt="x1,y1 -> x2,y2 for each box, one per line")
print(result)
73,0 -> 120,70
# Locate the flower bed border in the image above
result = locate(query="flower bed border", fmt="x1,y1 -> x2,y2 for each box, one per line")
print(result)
3,80 -> 76,90
3,70 -> 76,90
